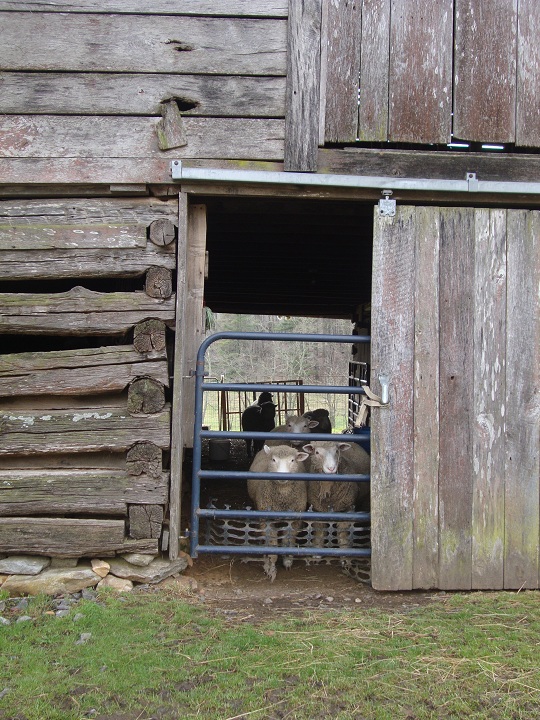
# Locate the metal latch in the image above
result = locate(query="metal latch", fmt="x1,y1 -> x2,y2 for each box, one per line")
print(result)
466,172 -> 479,192
378,190 -> 396,217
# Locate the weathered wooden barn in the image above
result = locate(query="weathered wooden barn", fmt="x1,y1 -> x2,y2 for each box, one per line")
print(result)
0,0 -> 538,591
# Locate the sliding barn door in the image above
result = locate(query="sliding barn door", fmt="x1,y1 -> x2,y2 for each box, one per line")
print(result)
371,205 -> 539,591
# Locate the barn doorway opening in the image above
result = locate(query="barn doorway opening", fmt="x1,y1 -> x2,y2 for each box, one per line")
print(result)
178,195 -> 375,581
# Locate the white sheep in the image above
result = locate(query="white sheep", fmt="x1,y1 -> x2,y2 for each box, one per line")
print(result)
303,440 -> 370,548
265,413 -> 319,446
247,444 -> 309,580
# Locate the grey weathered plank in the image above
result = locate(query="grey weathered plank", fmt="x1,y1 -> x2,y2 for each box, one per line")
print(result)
0,246 -> 176,280
0,517 -> 126,556
0,72 -> 286,118
0,1 -> 289,15
319,147 -> 540,182
0,287 -> 176,335
0,222 -> 147,250
0,469 -> 169,516
370,205 -> 415,591
0,14 -> 287,75
0,197 -> 177,225
516,0 -> 540,147
320,0 -> 361,143
358,0 -> 390,142
453,0 -> 518,142
471,209 -> 506,590
412,207 -> 440,589
438,208 -> 475,590
0,405 -> 171,455
284,0 -> 322,171
0,116 -> 284,161
389,0 -> 453,144
168,192 -> 189,561
0,346 -> 168,397
504,210 -> 540,589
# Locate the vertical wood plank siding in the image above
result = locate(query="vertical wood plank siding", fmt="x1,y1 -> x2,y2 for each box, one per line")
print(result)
453,0 -> 518,143
357,0 -> 390,142
504,211 -> 540,589
516,0 -> 540,147
388,0 -> 453,144
371,206 -> 415,591
412,207 -> 440,589
374,206 -> 539,590
285,0 -> 322,171
471,209 -> 506,589
320,0 -> 361,143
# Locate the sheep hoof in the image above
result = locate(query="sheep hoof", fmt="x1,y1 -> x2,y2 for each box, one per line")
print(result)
263,555 -> 277,582
282,555 -> 294,570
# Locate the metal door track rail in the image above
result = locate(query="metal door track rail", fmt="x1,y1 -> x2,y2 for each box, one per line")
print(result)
191,331 -> 372,559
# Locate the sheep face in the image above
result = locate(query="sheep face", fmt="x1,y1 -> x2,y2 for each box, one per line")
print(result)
284,414 -> 319,433
263,443 -> 308,481
303,441 -> 351,474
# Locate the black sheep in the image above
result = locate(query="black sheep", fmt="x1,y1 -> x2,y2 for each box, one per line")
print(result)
241,393 -> 276,458
302,408 -> 332,433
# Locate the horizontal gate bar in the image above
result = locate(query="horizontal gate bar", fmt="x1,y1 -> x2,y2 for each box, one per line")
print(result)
202,382 -> 365,394
201,430 -> 366,442
194,545 -> 371,558
200,470 -> 369,482
198,508 -> 370,522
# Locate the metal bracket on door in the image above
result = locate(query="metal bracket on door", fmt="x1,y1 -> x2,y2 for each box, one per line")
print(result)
378,190 -> 396,217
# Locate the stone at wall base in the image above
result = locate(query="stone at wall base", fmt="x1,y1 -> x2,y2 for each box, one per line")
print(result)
1,568 -> 101,597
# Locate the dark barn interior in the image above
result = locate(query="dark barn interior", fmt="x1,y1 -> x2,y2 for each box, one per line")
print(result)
199,197 -> 375,319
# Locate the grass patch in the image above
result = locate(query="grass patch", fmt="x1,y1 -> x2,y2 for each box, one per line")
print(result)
1,590 -> 539,719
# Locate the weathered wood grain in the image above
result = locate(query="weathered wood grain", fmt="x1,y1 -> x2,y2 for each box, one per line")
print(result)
127,378 -> 166,415
358,0 -> 390,142
0,223 -> 147,250
145,266 -> 173,299
370,205 -> 415,591
0,197 -> 178,226
0,286 -> 176,335
0,13 -> 287,75
284,0 -> 322,171
471,209 -> 506,589
156,100 -> 187,151
0,1 -> 289,16
148,219 -> 176,247
126,442 -> 163,479
169,192 -> 189,561
0,116 -> 284,161
516,0 -> 540,147
320,0 -> 361,143
0,345 -> 168,398
389,0 -> 453,144
504,210 -> 540,589
133,320 -> 167,354
0,517 -> 126,556
0,469 -> 169,516
0,404 -> 171,455
318,147 -> 540,182
0,247 -> 176,281
412,207 -> 440,589
128,504 -> 164,540
0,72 -> 286,117
454,0 -> 518,142
438,208 -> 475,590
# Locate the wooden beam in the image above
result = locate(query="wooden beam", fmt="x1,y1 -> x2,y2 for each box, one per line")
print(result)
358,0 -> 390,142
0,469 -> 169,516
0,286 -> 176,335
0,346 -> 168,398
516,0 -> 540,147
169,193 -> 190,560
0,1 -> 289,17
0,405 -> 171,455
0,13 -> 287,75
284,0 -> 322,171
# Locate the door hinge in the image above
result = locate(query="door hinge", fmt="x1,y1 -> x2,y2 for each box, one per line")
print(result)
378,190 -> 396,217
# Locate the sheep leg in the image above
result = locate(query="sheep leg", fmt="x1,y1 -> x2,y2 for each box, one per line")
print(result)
261,520 -> 278,582
337,520 -> 353,548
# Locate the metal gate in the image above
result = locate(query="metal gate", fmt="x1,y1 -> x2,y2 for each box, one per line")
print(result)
190,332 -> 371,562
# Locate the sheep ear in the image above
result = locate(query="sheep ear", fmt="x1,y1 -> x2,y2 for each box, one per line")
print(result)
338,442 -> 351,450
296,452 -> 309,462
263,444 -> 271,454
308,420 -> 319,429
302,443 -> 315,454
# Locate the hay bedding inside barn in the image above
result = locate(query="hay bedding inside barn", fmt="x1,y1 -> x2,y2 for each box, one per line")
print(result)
181,439 -> 371,594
